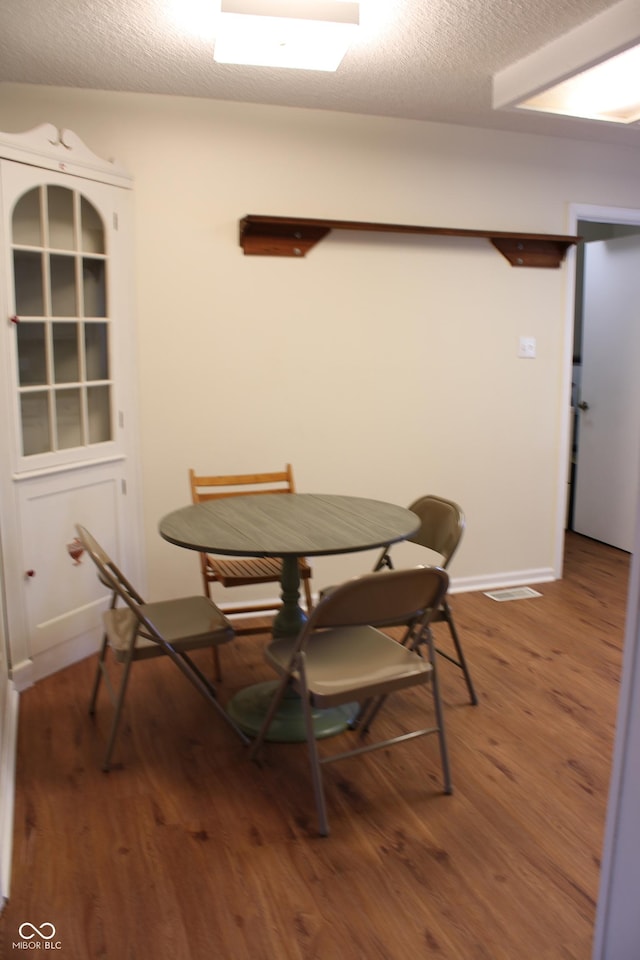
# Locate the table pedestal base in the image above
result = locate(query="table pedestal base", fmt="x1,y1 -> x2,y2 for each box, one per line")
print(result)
227,681 -> 358,743
271,554 -> 307,638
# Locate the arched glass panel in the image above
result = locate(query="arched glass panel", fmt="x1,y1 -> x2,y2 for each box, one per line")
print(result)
12,187 -> 112,457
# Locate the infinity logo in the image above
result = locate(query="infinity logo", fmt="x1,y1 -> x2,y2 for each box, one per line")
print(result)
18,922 -> 56,940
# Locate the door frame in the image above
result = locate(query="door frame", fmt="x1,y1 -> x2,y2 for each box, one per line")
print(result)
554,203 -> 640,577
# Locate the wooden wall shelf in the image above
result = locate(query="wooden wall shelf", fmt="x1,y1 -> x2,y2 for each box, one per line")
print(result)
239,215 -> 579,268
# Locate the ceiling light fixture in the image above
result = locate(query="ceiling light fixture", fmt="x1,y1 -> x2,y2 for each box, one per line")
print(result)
213,0 -> 360,71
516,44 -> 640,124
493,0 -> 640,125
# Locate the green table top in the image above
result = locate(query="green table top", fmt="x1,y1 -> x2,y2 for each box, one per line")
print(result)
159,493 -> 419,558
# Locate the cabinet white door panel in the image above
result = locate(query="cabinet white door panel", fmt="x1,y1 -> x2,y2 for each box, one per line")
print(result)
18,465 -> 124,657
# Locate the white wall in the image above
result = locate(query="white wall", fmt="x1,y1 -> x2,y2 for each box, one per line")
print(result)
1,84 -> 640,603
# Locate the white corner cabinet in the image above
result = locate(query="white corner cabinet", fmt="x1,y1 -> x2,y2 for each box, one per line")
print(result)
0,125 -> 142,690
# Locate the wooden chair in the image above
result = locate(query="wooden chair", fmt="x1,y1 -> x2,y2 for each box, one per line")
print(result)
188,465 -> 314,631
250,565 -> 452,836
76,524 -> 249,771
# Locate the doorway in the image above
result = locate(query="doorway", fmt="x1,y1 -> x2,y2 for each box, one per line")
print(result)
558,205 -> 640,571
569,220 -> 640,551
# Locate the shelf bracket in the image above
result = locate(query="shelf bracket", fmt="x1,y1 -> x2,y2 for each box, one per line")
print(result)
489,236 -> 575,268
240,219 -> 330,257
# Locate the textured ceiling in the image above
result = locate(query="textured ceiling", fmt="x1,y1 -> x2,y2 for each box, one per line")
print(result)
0,0 -> 638,147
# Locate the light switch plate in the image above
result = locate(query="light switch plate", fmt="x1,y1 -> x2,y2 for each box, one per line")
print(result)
518,336 -> 536,358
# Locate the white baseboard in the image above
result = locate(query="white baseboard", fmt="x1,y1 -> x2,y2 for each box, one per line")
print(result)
449,567 -> 556,595
8,659 -> 33,694
222,599 -> 280,618
11,629 -> 101,692
0,680 -> 19,908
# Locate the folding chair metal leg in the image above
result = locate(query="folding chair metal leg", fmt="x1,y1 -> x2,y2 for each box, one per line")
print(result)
102,648 -> 136,772
89,631 -> 109,716
424,627 -> 453,795
199,574 -> 222,682
168,647 -> 250,746
297,652 -> 330,837
249,672 -> 292,760
439,600 -> 478,706
355,694 -> 385,735
90,591 -> 119,716
303,576 -> 314,613
211,646 -> 222,683
359,632 -> 453,794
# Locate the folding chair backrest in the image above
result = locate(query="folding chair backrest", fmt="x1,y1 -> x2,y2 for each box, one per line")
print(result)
76,524 -> 144,608
189,464 -> 297,502
306,566 -> 449,634
78,525 -> 175,653
407,495 -> 464,568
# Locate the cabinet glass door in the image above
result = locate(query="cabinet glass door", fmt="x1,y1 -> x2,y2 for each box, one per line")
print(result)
11,185 -> 112,458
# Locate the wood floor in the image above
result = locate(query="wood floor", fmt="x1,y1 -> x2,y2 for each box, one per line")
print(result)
0,533 -> 628,959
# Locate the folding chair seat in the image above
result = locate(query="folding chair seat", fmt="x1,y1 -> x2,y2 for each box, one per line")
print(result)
250,565 -> 452,836
189,465 -> 313,635
76,524 -> 249,771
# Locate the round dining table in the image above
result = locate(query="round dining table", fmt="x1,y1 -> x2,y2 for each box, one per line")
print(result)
159,492 -> 420,740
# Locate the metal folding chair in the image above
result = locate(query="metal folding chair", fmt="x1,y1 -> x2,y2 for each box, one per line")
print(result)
374,495 -> 478,705
251,565 -> 452,836
77,524 -> 249,771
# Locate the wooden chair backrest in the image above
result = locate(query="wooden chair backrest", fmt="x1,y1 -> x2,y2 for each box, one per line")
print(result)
189,464 -> 297,503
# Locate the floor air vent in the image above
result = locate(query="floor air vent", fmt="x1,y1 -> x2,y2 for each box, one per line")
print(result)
484,587 -> 543,602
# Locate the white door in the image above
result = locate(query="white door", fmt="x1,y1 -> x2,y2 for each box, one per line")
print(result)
0,130 -> 142,687
573,233 -> 640,551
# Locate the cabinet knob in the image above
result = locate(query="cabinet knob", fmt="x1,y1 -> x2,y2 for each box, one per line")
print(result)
10,315 -> 19,324
25,569 -> 35,578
